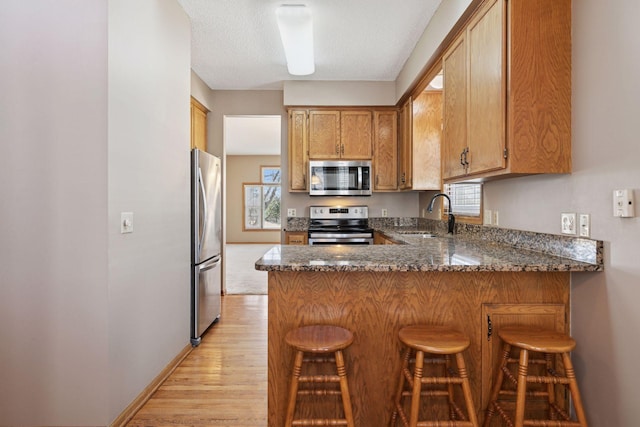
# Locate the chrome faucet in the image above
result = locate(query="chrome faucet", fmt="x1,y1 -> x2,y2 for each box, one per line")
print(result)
427,193 -> 455,234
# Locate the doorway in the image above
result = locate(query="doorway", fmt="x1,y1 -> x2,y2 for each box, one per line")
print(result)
223,115 -> 281,295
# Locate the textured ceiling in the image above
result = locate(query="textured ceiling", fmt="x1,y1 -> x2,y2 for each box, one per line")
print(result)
177,0 -> 443,90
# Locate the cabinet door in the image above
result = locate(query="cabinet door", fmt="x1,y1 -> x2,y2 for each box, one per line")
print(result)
308,110 -> 341,159
340,110 -> 372,159
481,303 -> 566,420
288,109 -> 308,191
467,0 -> 506,175
442,35 -> 467,180
412,91 -> 442,190
285,232 -> 307,245
190,97 -> 208,152
373,110 -> 398,191
398,98 -> 413,190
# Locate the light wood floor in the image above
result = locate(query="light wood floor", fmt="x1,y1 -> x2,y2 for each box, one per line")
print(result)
127,295 -> 268,426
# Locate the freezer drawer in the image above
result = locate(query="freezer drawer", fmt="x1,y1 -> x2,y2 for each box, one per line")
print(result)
191,255 -> 221,346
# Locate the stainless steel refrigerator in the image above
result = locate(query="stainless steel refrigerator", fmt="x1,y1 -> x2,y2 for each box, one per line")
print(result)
191,148 -> 222,346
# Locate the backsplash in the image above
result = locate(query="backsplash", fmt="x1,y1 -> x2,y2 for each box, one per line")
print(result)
285,216 -> 603,266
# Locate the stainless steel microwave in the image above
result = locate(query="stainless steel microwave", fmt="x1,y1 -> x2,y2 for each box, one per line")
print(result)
309,160 -> 372,196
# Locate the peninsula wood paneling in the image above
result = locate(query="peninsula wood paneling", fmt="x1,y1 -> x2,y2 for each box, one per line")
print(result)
267,271 -> 569,426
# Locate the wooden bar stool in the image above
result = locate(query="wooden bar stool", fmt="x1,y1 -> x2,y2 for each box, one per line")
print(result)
483,327 -> 588,427
284,324 -> 355,427
390,325 -> 479,427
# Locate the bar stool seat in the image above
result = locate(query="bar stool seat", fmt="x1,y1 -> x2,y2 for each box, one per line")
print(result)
391,325 -> 479,427
483,326 -> 588,427
285,325 -> 355,427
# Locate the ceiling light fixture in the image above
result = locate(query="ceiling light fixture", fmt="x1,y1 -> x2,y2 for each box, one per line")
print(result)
276,4 -> 315,76
429,74 -> 443,90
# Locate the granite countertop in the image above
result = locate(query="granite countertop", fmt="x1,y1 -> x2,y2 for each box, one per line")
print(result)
256,226 -> 604,273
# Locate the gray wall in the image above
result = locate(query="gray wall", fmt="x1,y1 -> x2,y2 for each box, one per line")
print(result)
107,0 -> 191,422
0,1 -> 191,425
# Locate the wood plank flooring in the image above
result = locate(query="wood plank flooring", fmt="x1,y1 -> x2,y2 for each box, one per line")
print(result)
127,295 -> 268,427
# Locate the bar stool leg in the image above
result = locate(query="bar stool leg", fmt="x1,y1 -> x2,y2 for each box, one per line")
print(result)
562,352 -> 588,426
409,350 -> 425,427
456,352 -> 480,427
335,349 -> 355,427
545,352 -> 557,420
390,347 -> 412,427
285,350 -> 304,427
514,348 -> 530,427
483,343 -> 511,427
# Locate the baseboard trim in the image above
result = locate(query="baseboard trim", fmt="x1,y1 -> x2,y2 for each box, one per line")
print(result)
110,343 -> 193,427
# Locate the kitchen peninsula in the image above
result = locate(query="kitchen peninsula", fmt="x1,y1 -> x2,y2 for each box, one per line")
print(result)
256,227 -> 603,426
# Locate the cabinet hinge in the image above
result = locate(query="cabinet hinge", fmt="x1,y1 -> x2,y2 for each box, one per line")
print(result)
503,148 -> 508,159
487,314 -> 493,341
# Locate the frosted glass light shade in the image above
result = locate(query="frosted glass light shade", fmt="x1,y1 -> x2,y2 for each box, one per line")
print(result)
276,5 -> 315,76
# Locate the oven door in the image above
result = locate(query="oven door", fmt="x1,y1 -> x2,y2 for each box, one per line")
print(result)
308,232 -> 374,245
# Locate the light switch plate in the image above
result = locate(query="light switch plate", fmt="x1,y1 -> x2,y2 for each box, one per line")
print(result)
613,189 -> 635,217
561,212 -> 576,235
121,212 -> 133,234
579,213 -> 590,238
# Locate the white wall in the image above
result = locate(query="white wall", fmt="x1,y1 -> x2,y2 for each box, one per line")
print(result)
283,81 -> 397,106
482,0 -> 640,424
395,0 -> 472,100
107,0 -> 191,422
0,1 -> 191,425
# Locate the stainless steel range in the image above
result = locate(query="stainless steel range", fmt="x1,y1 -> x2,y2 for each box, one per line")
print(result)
308,206 -> 374,245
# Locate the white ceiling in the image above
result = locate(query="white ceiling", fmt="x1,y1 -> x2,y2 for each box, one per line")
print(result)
179,1 -> 444,156
177,0 -> 443,90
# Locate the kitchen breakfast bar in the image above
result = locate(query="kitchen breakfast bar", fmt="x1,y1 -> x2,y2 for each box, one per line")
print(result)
256,228 -> 603,426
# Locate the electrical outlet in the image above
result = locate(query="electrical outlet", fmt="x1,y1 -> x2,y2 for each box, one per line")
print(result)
484,209 -> 492,225
381,208 -> 388,217
287,208 -> 296,217
561,213 -> 576,235
493,211 -> 499,226
579,214 -> 590,237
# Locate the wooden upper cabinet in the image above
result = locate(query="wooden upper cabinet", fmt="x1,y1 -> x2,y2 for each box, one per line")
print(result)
308,110 -> 341,159
411,90 -> 442,190
398,92 -> 442,191
442,33 -> 468,180
190,97 -> 208,152
442,0 -> 571,182
398,98 -> 412,190
308,110 -> 372,160
288,109 -> 309,192
340,110 -> 372,159
373,110 -> 398,191
467,0 -> 505,175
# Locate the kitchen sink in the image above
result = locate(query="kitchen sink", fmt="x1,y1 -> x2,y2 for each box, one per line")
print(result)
395,231 -> 437,238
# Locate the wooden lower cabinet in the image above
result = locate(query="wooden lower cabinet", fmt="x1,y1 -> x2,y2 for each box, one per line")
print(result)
267,271 -> 569,426
284,231 -> 307,245
481,303 -> 566,425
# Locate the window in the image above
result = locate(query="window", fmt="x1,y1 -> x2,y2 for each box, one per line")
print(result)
243,166 -> 281,230
443,183 -> 482,217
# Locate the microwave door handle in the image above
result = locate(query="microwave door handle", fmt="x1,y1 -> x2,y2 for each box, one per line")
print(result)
357,167 -> 362,190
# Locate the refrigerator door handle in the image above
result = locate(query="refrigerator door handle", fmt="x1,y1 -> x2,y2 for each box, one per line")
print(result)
199,256 -> 220,273
198,166 -> 208,253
